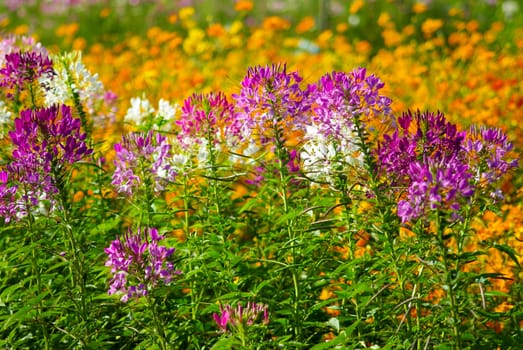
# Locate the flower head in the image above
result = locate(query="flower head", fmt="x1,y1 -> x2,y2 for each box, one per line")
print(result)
233,63 -> 309,146
306,68 -> 392,139
0,104 -> 92,222
464,126 -> 519,199
213,302 -> 269,333
397,156 -> 475,223
177,91 -> 238,149
301,68 -> 392,187
112,131 -> 176,196
378,110 -> 466,187
104,227 -> 180,302
0,51 -> 53,91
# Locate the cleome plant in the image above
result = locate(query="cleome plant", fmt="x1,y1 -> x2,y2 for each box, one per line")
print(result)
0,33 -> 521,350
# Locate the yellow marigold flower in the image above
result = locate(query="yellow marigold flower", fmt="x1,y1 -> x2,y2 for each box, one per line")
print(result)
377,12 -> 391,27
247,29 -> 265,50
412,2 -> 427,14
14,24 -> 28,35
234,0 -> 253,12
350,0 -> 364,14
73,191 -> 84,203
147,26 -> 162,40
402,24 -> 416,37
316,30 -> 333,49
229,20 -> 243,34
382,28 -> 402,47
432,37 -> 445,47
283,37 -> 299,48
421,18 -> 443,38
179,6 -> 195,21
296,16 -> 315,34
448,7 -> 462,17
0,17 -> 9,27
183,28 -> 206,55
336,22 -> 348,32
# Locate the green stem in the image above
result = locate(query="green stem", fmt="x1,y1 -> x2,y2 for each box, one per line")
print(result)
183,175 -> 190,239
206,127 -> 223,221
148,295 -> 169,350
54,168 -> 89,346
436,214 -> 461,349
273,121 -> 302,340
352,114 -> 414,334
29,224 -> 50,349
22,184 -> 50,349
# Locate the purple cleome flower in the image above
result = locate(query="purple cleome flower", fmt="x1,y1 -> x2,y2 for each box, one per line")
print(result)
213,302 -> 269,333
0,104 -> 92,222
0,51 -> 53,91
10,105 -> 92,164
177,91 -> 239,149
397,156 -> 475,223
112,131 -> 176,196
464,126 -> 519,189
306,68 -> 392,139
233,63 -> 310,145
378,110 -> 466,187
104,227 -> 180,302
379,110 -> 518,223
0,35 -> 49,68
301,68 -> 392,185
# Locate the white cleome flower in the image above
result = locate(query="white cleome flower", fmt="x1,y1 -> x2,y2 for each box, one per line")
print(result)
301,124 -> 364,187
157,99 -> 177,124
0,101 -> 12,138
124,95 -> 154,125
41,51 -> 104,108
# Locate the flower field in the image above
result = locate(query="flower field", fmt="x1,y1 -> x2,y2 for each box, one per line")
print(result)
0,1 -> 522,349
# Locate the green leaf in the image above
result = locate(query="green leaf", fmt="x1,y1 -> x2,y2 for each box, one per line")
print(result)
310,331 -> 347,349
492,243 -> 520,268
211,336 -> 240,350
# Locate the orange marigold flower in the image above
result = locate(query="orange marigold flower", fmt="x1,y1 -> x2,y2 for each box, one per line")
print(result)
296,16 -> 315,34
207,23 -> 226,37
235,0 -> 253,12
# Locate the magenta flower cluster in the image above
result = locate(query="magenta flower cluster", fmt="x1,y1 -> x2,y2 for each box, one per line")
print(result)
378,110 -> 465,187
379,110 -> 518,223
307,68 -> 392,139
112,131 -> 176,196
0,104 -> 92,222
213,302 -> 269,333
104,227 -> 180,302
0,51 -> 53,91
177,92 -> 240,149
233,63 -> 310,145
397,156 -> 475,223
464,126 -> 519,189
